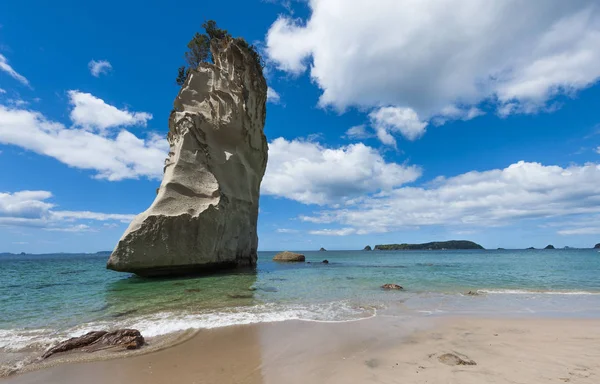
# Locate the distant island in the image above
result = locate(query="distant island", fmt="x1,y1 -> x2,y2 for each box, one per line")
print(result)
544,245 -> 555,250
374,240 -> 484,251
595,243 -> 600,249
363,245 -> 372,251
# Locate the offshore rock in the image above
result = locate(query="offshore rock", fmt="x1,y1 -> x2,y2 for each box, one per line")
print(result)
273,251 -> 305,262
108,37 -> 267,277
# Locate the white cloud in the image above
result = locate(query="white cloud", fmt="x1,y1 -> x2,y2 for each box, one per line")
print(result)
88,60 -> 113,77
0,88 -> 6,94
68,90 -> 152,131
0,190 -> 133,231
300,161 -> 600,234
6,99 -> 28,107
309,228 -> 356,236
267,87 -> 281,103
0,104 -> 167,181
51,210 -> 134,223
0,190 -> 54,219
44,224 -> 94,233
266,0 -> 600,143
558,227 -> 600,236
344,124 -> 373,140
596,146 -> 600,154
0,54 -> 30,87
369,107 -> 428,144
276,228 -> 300,234
262,137 -> 421,205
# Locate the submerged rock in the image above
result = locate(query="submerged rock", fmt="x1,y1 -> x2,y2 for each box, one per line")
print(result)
273,251 -> 305,262
381,283 -> 403,290
322,259 -> 329,264
42,329 -> 144,359
107,35 -> 268,277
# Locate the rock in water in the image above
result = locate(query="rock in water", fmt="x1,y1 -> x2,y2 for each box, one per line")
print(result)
273,251 -> 305,262
107,36 -> 268,277
381,283 -> 403,290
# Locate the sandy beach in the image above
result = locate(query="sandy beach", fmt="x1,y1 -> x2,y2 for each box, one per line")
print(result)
3,315 -> 599,384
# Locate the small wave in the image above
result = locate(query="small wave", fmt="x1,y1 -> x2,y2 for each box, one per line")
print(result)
478,289 -> 600,295
0,301 -> 376,352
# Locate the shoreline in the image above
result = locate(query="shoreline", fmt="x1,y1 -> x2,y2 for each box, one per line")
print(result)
2,315 -> 599,383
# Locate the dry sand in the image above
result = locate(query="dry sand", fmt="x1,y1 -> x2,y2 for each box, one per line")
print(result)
3,316 -> 600,384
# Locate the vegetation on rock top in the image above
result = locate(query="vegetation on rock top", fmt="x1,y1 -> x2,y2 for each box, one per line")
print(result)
176,20 -> 264,86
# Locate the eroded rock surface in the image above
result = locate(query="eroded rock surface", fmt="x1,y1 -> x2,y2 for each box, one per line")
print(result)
42,329 -> 144,359
108,36 -> 267,277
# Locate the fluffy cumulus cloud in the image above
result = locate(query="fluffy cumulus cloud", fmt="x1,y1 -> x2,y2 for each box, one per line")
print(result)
300,161 -> 600,235
88,60 -> 113,77
262,137 -> 421,205
267,87 -> 281,103
0,54 -> 30,87
0,97 -> 167,181
369,107 -> 428,145
0,190 -> 134,230
68,91 -> 152,131
266,0 -> 600,144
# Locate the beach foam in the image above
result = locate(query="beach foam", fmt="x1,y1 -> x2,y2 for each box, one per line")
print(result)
0,301 -> 377,353
478,289 -> 600,295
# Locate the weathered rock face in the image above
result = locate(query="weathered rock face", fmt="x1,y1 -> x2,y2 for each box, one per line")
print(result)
107,37 -> 268,277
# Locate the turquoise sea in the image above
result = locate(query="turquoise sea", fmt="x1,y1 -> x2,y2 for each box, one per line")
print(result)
1,249 -> 600,371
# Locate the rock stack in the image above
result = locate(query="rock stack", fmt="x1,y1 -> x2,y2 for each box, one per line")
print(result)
108,36 -> 268,277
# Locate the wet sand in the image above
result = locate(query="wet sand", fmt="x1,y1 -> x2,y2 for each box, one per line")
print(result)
3,316 -> 600,384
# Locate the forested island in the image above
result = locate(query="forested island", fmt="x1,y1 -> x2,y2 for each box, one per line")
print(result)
374,240 -> 484,251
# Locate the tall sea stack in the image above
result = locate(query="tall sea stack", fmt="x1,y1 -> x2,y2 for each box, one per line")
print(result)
107,35 -> 268,277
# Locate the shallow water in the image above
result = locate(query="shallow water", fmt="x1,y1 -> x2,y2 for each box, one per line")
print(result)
1,249 -> 599,358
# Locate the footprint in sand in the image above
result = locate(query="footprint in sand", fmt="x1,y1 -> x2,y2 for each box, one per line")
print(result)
437,353 -> 477,366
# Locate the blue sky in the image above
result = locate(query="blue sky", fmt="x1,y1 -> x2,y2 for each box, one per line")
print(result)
1,0 -> 600,253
